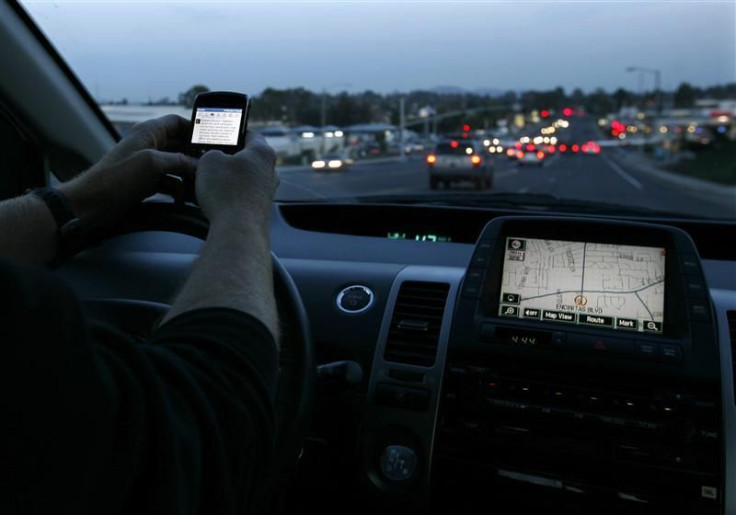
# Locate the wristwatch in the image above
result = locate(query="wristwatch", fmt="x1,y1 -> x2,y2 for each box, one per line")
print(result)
26,186 -> 78,233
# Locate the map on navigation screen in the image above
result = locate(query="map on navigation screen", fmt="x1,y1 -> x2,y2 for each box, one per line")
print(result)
498,237 -> 665,333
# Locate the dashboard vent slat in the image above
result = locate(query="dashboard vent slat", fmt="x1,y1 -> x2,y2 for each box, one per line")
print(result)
728,311 -> 736,405
384,281 -> 450,367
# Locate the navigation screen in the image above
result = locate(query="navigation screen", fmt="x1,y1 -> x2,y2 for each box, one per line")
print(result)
191,107 -> 243,146
498,237 -> 665,333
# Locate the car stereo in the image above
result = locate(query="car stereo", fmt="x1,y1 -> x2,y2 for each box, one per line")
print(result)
436,216 -> 722,513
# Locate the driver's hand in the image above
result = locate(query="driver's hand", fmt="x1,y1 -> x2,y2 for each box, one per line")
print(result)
59,115 -> 196,222
195,131 -> 278,226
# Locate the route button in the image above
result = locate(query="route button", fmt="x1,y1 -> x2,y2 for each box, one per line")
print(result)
501,292 -> 520,305
616,318 -> 639,331
580,314 -> 613,327
642,320 -> 663,333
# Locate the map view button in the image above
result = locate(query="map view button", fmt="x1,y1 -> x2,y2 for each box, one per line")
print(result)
543,310 -> 577,323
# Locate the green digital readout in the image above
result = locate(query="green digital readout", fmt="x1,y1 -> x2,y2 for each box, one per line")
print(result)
387,232 -> 451,243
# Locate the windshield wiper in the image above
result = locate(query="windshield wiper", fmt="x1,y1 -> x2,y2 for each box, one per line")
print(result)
351,192 -> 700,219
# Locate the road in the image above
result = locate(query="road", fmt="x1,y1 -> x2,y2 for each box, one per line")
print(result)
275,117 -> 733,219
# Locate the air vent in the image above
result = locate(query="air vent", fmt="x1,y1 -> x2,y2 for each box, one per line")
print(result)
728,310 -> 736,404
384,281 -> 450,367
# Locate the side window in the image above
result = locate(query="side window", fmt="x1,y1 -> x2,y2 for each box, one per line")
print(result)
0,101 -> 44,200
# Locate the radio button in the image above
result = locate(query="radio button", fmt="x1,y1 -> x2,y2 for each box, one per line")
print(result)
635,341 -> 659,360
659,344 -> 682,364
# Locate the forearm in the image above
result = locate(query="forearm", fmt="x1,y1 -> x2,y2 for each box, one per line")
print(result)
162,211 -> 279,346
0,195 -> 58,266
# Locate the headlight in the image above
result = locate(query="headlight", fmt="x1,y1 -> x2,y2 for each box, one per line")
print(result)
312,160 -> 326,168
328,160 -> 343,168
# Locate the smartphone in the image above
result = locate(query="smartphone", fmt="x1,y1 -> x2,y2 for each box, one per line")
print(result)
187,91 -> 250,157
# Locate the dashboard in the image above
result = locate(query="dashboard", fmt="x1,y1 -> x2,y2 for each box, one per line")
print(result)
57,202 -> 736,515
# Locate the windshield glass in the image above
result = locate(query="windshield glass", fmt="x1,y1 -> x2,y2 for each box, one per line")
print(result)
21,1 -> 736,219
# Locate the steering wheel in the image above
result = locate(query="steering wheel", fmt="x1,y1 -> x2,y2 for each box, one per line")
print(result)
56,201 -> 315,492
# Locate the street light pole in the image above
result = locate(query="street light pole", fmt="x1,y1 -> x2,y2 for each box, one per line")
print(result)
399,97 -> 406,162
626,66 -> 662,142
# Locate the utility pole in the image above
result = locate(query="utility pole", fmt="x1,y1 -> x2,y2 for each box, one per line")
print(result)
321,89 -> 326,156
399,97 -> 406,162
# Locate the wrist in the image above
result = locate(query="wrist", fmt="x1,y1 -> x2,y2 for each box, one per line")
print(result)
58,180 -> 96,221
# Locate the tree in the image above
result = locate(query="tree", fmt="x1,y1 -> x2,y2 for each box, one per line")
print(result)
178,85 -> 210,107
674,82 -> 697,108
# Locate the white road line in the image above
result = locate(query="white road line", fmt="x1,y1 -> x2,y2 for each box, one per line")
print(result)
603,156 -> 644,190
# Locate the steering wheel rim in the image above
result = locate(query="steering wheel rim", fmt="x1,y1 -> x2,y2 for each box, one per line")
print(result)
57,201 -> 315,488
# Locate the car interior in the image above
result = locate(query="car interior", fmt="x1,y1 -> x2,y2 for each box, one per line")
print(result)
0,1 -> 734,514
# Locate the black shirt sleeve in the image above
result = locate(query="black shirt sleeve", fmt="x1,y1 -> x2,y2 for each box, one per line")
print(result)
0,260 -> 278,515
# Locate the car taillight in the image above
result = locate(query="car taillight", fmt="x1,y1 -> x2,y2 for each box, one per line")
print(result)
526,144 -> 535,152
450,141 -> 459,148
515,142 -> 522,150
427,154 -> 436,164
560,144 -> 568,152
536,151 -> 545,159
471,155 -> 482,165
518,151 -> 525,158
572,144 -> 580,152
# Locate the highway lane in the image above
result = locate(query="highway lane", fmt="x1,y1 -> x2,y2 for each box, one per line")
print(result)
275,118 -> 732,219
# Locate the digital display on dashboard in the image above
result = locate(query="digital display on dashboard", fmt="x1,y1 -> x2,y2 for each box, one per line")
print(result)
498,237 -> 665,333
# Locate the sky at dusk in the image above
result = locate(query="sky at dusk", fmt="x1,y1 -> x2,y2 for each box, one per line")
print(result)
21,0 -> 736,103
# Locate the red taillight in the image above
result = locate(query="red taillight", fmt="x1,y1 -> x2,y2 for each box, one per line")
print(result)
506,149 -> 515,157
518,151 -> 525,158
427,154 -> 437,164
541,109 -> 549,118
471,155 -> 482,165
450,140 -> 459,148
526,144 -> 535,152
559,144 -> 568,152
572,144 -> 580,153
547,146 -> 556,154
515,142 -> 522,150
536,151 -> 545,159
563,107 -> 573,117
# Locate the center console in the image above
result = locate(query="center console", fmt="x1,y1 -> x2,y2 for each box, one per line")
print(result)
433,216 -> 723,513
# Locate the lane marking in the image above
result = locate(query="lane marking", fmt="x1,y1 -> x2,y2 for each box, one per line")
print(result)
602,156 -> 644,190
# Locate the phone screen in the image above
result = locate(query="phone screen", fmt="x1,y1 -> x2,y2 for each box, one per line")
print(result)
190,107 -> 243,147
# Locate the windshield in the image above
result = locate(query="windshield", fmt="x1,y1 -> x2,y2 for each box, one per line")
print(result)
21,1 -> 736,220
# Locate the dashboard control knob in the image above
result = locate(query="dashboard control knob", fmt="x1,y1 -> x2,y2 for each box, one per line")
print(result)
337,285 -> 374,313
379,445 -> 417,482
